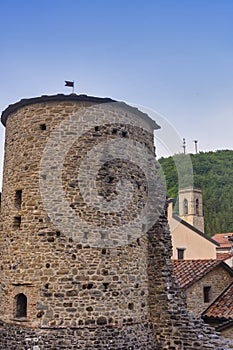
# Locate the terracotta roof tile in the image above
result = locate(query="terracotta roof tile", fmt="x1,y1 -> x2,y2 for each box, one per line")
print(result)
172,259 -> 224,289
216,252 -> 233,261
202,282 -> 233,320
212,233 -> 233,248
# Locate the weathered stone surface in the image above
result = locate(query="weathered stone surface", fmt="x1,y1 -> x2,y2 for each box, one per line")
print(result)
0,94 -> 232,349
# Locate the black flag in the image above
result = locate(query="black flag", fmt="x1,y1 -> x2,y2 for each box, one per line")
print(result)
65,80 -> 74,87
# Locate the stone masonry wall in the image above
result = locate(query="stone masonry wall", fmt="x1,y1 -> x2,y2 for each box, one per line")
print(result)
0,95 -> 233,349
146,210 -> 233,349
0,320 -> 156,349
186,265 -> 233,316
221,326 -> 233,341
1,212 -> 233,349
1,97 -> 157,332
0,96 -> 158,347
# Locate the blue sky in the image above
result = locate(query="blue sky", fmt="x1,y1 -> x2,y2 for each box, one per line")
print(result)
1,0 -> 233,187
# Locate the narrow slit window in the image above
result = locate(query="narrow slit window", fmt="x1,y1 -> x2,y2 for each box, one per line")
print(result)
195,198 -> 199,215
15,190 -> 22,210
183,199 -> 188,215
15,293 -> 27,318
13,216 -> 21,230
203,286 -> 211,303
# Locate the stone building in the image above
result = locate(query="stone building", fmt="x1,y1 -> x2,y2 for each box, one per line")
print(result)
202,282 -> 233,340
173,259 -> 233,316
0,94 -> 232,349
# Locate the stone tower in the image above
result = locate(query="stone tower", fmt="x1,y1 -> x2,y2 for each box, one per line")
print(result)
0,94 -> 162,347
0,95 -> 232,349
179,187 -> 205,232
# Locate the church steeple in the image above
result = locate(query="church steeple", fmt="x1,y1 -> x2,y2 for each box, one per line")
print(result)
179,187 -> 205,232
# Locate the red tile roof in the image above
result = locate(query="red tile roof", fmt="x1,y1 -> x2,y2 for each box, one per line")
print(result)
172,260 -> 229,289
216,252 -> 233,261
212,233 -> 233,248
202,282 -> 233,320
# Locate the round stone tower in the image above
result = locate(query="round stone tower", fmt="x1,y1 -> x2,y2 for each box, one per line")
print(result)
0,94 -> 162,347
1,95 -> 232,350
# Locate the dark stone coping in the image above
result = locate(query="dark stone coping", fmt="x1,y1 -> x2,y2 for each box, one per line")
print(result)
1,94 -> 160,130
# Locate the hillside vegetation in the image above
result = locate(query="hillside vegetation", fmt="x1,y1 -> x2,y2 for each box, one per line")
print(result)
158,150 -> 233,235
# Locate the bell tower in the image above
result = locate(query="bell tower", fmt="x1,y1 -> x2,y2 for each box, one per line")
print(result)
179,187 -> 204,232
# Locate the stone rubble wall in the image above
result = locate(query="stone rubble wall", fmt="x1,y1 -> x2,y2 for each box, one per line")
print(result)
0,316 -> 232,350
0,320 -> 156,349
146,212 -> 233,349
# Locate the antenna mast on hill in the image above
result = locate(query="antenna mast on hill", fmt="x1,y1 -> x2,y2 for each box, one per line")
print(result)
182,138 -> 186,154
194,140 -> 198,154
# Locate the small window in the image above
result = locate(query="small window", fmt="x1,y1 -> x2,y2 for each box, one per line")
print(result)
13,216 -> 21,230
203,286 -> 211,303
177,248 -> 185,260
183,199 -> 188,215
15,293 -> 27,318
40,124 -> 46,131
195,198 -> 199,215
15,190 -> 22,210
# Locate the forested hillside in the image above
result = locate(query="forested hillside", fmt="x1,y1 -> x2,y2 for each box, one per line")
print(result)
159,150 -> 233,235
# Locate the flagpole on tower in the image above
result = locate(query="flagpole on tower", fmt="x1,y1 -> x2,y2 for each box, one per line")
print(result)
65,80 -> 75,93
